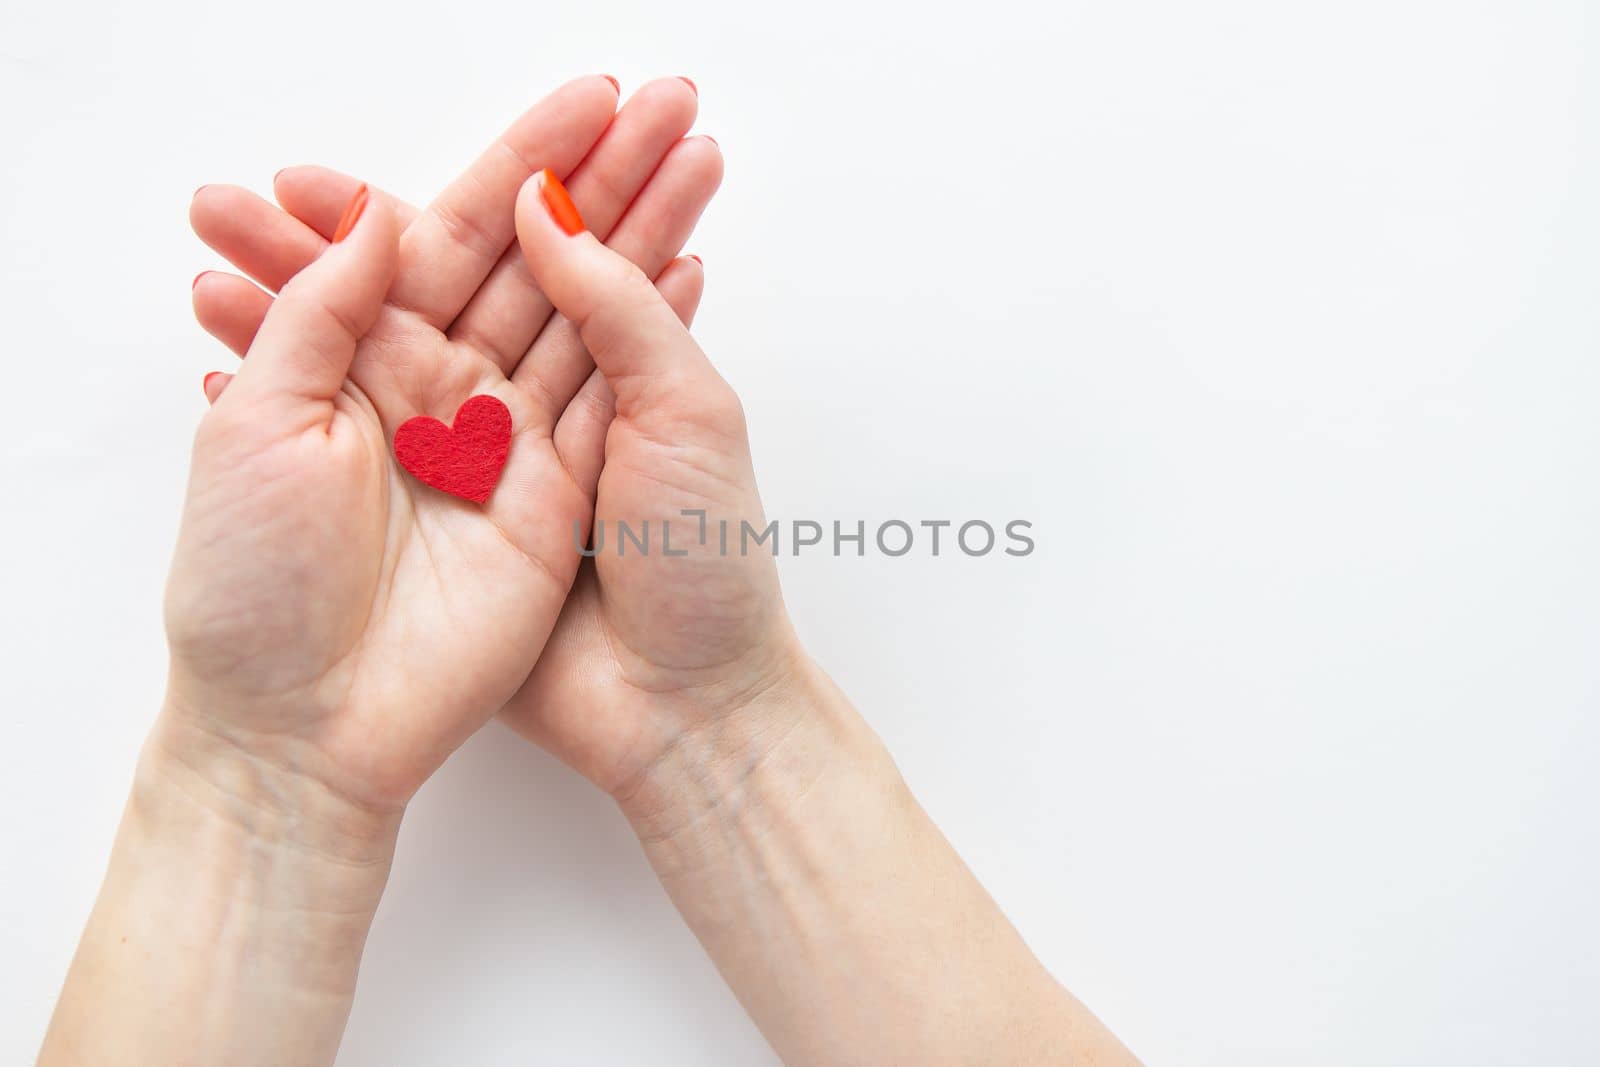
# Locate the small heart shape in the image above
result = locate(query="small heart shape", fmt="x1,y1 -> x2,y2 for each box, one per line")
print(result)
393,394 -> 512,504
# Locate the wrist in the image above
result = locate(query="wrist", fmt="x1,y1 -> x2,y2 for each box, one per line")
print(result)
129,704 -> 400,995
39,712 -> 400,1066
141,699 -> 402,882
615,653 -> 904,861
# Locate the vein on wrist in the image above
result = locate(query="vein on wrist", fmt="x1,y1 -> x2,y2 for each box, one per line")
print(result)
619,660 -> 899,868
143,703 -> 401,872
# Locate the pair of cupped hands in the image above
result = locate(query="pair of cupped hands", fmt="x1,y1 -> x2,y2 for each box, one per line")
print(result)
168,75 -> 797,840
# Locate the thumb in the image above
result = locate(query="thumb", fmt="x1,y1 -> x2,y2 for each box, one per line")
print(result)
515,169 -> 718,403
229,185 -> 399,405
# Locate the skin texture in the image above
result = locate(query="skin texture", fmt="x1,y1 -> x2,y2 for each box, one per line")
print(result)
43,81 -> 1140,1066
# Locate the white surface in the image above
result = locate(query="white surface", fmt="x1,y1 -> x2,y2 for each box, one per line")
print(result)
3,1 -> 1597,1063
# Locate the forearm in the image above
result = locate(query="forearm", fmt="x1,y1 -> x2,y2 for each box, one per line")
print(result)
40,709 -> 400,1067
621,663 -> 1138,1067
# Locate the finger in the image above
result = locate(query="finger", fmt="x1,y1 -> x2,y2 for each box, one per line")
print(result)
202,370 -> 233,404
192,271 -> 272,357
514,170 -> 719,409
192,178 -> 413,295
567,78 -> 699,242
512,134 -> 722,415
554,256 -> 704,492
389,75 -> 619,330
272,165 -> 418,237
228,187 -> 399,406
190,185 -> 326,293
447,77 -> 699,371
189,137 -> 716,388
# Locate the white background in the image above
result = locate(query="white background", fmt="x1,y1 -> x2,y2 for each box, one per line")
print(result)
2,1 -> 1596,1063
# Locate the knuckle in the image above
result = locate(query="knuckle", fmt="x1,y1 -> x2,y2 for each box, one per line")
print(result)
601,256 -> 652,298
581,260 -> 657,351
430,195 -> 504,262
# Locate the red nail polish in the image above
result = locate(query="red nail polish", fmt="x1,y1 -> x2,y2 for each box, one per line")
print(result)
678,76 -> 698,95
192,271 -> 210,290
332,183 -> 369,243
602,74 -> 619,92
537,168 -> 586,236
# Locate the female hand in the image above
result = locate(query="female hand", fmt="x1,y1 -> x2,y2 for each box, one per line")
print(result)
42,77 -> 723,1067
502,171 -> 805,821
512,175 -> 1137,1067
171,76 -> 721,811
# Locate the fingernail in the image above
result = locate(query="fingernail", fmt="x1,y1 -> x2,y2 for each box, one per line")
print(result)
203,371 -> 224,395
700,134 -> 718,147
686,254 -> 702,266
678,76 -> 697,95
272,167 -> 287,186
192,270 -> 210,290
332,183 -> 370,243
192,184 -> 210,199
537,168 -> 585,236
602,74 -> 619,92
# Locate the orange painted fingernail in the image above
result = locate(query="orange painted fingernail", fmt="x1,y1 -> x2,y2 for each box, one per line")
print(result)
332,183 -> 369,243
537,168 -> 585,236
192,271 -> 210,290
602,74 -> 619,92
678,76 -> 697,95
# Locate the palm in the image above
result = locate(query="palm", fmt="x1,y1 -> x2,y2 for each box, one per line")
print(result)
169,310 -> 586,802
315,326 -> 589,795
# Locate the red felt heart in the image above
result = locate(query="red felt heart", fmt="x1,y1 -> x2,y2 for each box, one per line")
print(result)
393,394 -> 512,504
